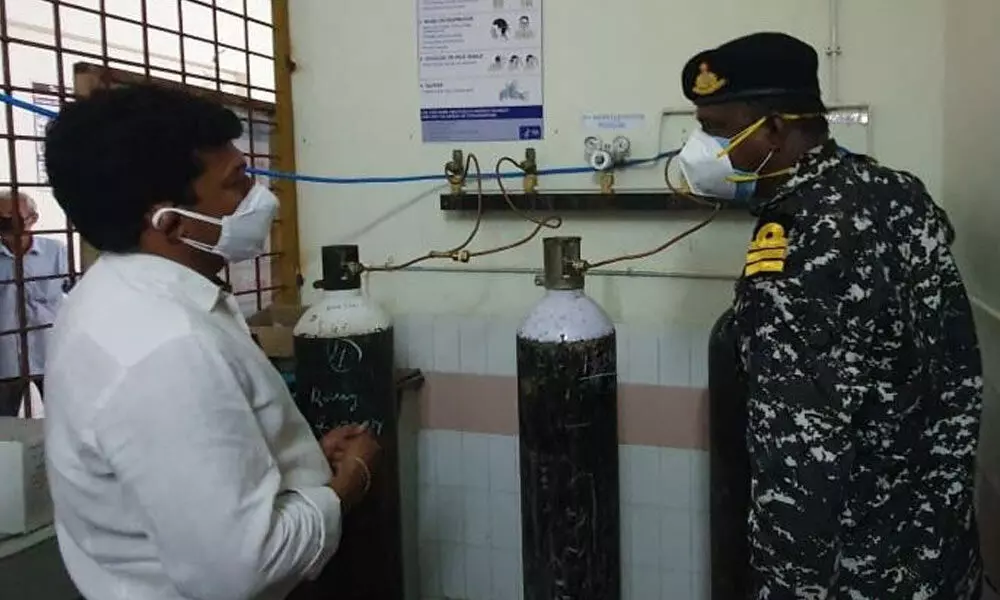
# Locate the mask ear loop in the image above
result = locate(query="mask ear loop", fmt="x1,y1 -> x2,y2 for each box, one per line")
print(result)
728,149 -> 786,183
719,112 -> 823,184
151,206 -> 225,237
717,112 -> 824,161
151,207 -> 226,256
178,237 -> 219,254
716,117 -> 767,159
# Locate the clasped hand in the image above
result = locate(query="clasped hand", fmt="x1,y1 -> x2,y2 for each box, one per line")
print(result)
321,423 -> 381,511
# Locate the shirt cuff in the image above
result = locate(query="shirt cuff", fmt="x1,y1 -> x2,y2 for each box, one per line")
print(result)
292,485 -> 343,581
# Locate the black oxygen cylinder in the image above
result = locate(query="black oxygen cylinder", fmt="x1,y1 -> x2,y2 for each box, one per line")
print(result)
291,245 -> 402,600
516,237 -> 621,600
708,308 -> 751,600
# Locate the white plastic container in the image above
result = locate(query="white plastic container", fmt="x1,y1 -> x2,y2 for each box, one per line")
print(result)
0,417 -> 51,536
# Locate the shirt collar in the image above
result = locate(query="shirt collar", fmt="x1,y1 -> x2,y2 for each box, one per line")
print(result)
749,139 -> 844,215
101,252 -> 228,312
0,238 -> 40,258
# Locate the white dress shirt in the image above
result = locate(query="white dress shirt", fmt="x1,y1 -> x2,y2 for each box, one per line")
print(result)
43,252 -> 342,600
0,236 -> 68,378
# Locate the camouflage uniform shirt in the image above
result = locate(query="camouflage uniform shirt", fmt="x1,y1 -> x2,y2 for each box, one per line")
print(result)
733,140 -> 984,599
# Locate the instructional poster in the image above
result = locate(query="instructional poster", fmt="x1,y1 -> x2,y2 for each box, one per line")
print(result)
417,0 -> 543,143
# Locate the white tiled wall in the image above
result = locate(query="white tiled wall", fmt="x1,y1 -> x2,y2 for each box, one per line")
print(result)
393,314 -> 712,388
396,313 -> 714,599
417,430 -> 710,600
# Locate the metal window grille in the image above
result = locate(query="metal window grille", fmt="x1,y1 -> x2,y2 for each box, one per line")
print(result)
0,0 -> 299,418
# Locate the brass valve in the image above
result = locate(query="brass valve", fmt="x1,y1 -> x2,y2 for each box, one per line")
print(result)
522,148 -> 538,194
599,171 -> 615,195
445,149 -> 465,195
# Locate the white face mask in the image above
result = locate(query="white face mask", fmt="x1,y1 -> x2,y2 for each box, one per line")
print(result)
676,129 -> 758,201
152,184 -> 279,263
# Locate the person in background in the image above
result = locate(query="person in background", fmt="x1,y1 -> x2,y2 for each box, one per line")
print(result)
42,84 -> 381,600
676,32 -> 983,598
0,190 -> 67,416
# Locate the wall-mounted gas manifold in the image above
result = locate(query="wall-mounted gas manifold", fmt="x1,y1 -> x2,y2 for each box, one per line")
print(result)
584,135 -> 631,194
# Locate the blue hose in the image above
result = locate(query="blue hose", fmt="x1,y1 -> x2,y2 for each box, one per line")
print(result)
0,91 -> 676,185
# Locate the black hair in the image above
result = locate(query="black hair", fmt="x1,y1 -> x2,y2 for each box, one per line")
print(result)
492,18 -> 509,34
744,94 -> 829,138
44,84 -> 243,253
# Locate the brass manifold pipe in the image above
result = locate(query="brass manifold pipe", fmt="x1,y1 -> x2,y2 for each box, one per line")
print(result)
361,149 -> 559,272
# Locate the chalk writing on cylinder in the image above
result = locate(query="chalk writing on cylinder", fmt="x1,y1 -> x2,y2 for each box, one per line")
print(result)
309,387 -> 360,412
332,418 -> 385,437
578,372 -> 614,383
326,338 -> 363,373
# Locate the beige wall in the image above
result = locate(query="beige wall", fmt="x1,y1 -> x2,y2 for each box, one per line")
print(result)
287,0 -> 946,329
944,0 -> 1000,583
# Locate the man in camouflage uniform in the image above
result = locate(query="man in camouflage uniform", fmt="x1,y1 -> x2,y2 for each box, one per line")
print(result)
677,32 -> 984,599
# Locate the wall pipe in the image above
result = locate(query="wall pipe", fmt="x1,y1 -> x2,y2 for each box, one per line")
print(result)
827,0 -> 842,103
369,264 -> 738,282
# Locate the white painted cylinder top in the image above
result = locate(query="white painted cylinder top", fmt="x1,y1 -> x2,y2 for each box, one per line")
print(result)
293,288 -> 393,339
518,289 -> 615,344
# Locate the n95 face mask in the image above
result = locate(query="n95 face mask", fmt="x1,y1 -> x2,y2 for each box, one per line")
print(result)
676,129 -> 757,201
152,184 -> 279,263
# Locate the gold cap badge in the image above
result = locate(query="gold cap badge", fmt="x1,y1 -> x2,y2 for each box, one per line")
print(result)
692,62 -> 726,96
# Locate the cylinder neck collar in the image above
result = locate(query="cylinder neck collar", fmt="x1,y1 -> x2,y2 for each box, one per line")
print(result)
318,244 -> 362,291
541,236 -> 585,290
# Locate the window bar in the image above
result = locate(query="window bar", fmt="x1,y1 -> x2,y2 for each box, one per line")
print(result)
51,1 -> 79,289
233,283 -> 281,298
0,324 -> 51,337
176,0 -> 187,85
243,0 -> 265,312
0,84 -> 72,99
0,0 -> 34,418
140,0 -> 151,80
207,0 -> 231,289
1,37 -> 273,94
186,0 -> 271,27
34,1 -> 272,61
98,0 -> 109,69
0,272 -> 78,285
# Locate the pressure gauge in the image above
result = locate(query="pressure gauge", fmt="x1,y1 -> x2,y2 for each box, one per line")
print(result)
611,136 -> 631,155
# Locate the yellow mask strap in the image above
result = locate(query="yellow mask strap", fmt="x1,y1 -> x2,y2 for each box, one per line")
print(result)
715,113 -> 824,159
727,167 -> 795,183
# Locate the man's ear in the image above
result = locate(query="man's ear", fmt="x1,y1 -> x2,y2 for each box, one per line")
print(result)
763,114 -> 790,147
147,203 -> 183,242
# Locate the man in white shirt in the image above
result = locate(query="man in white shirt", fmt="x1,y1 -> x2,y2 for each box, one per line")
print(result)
0,191 -> 68,416
42,83 -> 380,600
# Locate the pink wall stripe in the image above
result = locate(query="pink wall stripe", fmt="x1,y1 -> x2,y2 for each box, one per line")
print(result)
416,372 -> 709,449
414,371 -> 999,580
